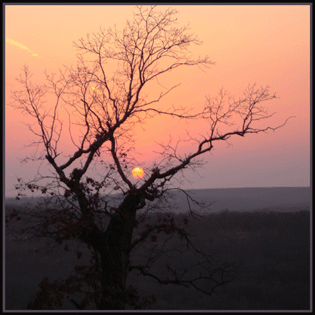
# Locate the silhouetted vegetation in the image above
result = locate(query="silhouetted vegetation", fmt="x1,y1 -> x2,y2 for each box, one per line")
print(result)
6,204 -> 310,310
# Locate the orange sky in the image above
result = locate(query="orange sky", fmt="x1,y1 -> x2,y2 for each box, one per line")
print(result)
5,4 -> 310,196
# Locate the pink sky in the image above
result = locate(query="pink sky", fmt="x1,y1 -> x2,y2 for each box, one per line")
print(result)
5,5 -> 310,197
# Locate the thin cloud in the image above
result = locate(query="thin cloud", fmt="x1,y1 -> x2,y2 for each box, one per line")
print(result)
91,86 -> 102,94
6,38 -> 37,57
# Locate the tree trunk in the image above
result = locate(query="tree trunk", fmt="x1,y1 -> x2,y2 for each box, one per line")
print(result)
82,191 -> 140,310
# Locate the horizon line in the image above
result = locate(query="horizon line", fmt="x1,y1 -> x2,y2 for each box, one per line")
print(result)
4,185 -> 311,199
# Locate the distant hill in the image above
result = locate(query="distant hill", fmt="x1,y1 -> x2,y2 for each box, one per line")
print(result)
5,186 -> 311,213
174,187 -> 311,213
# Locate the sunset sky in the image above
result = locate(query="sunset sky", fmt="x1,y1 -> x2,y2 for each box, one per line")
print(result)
5,4 -> 310,197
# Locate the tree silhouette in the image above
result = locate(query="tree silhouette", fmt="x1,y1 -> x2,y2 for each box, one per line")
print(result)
7,6 -> 291,310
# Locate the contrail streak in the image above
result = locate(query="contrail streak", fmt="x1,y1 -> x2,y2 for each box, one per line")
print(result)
6,38 -> 38,56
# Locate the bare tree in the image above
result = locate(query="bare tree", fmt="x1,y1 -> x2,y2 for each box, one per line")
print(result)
8,6 -> 290,310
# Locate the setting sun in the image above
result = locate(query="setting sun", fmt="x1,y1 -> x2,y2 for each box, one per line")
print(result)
132,167 -> 145,179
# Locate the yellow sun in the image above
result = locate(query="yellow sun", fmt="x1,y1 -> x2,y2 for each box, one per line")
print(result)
132,167 -> 145,179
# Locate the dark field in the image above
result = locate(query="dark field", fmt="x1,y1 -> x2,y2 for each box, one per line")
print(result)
5,204 -> 310,311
